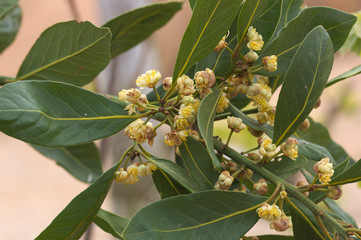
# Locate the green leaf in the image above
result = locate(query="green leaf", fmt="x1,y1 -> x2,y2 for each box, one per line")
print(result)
0,2 -> 21,54
273,26 -> 334,146
287,198 -> 324,240
298,141 -> 334,163
197,89 -> 222,170
330,159 -> 361,185
147,156 -> 201,193
93,209 -> 128,239
104,2 -> 182,58
16,21 -> 111,86
258,235 -> 294,240
264,155 -> 307,180
333,157 -> 350,177
31,142 -> 102,183
296,118 -> 352,164
123,191 -> 265,240
188,0 -> 197,10
324,199 -> 358,228
179,138 -> 219,189
326,64 -> 361,88
229,103 -> 273,137
35,163 -> 119,240
0,0 -> 18,18
271,0 -> 303,40
152,168 -> 189,199
257,7 -> 356,77
0,81 -> 135,147
237,0 -> 281,44
172,0 -> 242,83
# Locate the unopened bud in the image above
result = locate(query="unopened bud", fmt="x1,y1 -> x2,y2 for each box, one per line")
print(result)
227,116 -> 246,133
247,153 -> 261,161
163,77 -> 172,91
299,119 -> 310,131
254,179 -> 268,195
226,161 -> 238,173
314,98 -> 321,109
327,186 -> 343,200
257,111 -> 269,124
262,55 -> 277,72
188,130 -> 200,141
244,50 -> 259,63
215,171 -> 234,190
248,127 -> 263,137
271,215 -> 292,232
247,83 -> 261,97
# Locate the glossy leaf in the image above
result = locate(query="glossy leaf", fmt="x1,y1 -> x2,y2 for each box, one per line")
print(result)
123,191 -> 265,240
197,89 -> 222,170
152,168 -> 189,199
264,155 -> 307,180
273,26 -> 334,146
237,0 -> 281,44
0,2 -> 21,54
35,163 -> 119,240
271,0 -> 303,40
104,2 -> 182,58
172,0 -> 242,83
330,159 -> 361,185
326,64 -> 361,88
257,7 -> 356,77
32,142 -> 102,183
296,118 -> 352,164
93,209 -> 128,239
287,198 -> 324,240
16,21 -> 111,86
179,138 -> 219,189
229,103 -> 273,137
147,157 -> 201,193
298,141 -> 334,163
333,157 -> 350,178
0,81 -> 135,147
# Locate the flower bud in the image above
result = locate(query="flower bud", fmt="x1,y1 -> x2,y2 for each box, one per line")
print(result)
314,98 -> 321,109
247,83 -> 261,97
226,161 -> 238,173
270,215 -> 292,232
215,171 -> 234,190
195,68 -> 216,89
175,146 -> 181,156
327,186 -> 343,200
257,76 -> 269,85
246,169 -> 254,178
314,157 -> 334,184
247,153 -> 261,161
227,116 -> 246,133
177,75 -> 195,96
299,119 -> 310,131
253,179 -> 268,195
248,127 -> 263,137
262,55 -> 277,72
257,111 -> 269,125
188,129 -> 200,141
244,50 -> 259,62
163,77 -> 173,91
280,191 -> 287,199
281,138 -> 298,160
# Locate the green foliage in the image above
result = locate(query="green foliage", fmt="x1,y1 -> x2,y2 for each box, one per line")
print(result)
123,191 -> 265,240
273,26 -> 334,145
0,81 -> 135,147
32,142 -> 102,183
16,21 -> 111,86
0,0 -> 21,53
0,1 -> 360,240
172,0 -> 242,83
36,163 -> 120,240
104,1 -> 182,58
93,209 -> 128,239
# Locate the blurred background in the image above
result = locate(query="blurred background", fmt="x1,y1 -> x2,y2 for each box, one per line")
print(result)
0,0 -> 361,239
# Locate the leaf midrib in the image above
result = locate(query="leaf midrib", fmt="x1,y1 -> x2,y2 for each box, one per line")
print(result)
16,30 -> 111,81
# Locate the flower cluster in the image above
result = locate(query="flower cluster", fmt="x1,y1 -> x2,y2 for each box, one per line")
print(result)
115,162 -> 157,185
281,138 -> 298,160
194,68 -> 216,98
227,116 -> 246,133
124,119 -> 157,146
313,157 -> 334,184
214,171 -> 234,191
258,136 -> 277,158
257,203 -> 292,232
119,88 -> 149,115
136,69 -> 161,89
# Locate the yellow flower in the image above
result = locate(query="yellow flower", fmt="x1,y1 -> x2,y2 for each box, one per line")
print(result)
216,93 -> 230,113
257,203 -> 282,221
263,55 -> 278,72
281,138 -> 299,160
136,69 -> 162,89
124,119 -> 156,145
314,157 -> 334,184
247,27 -> 264,51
